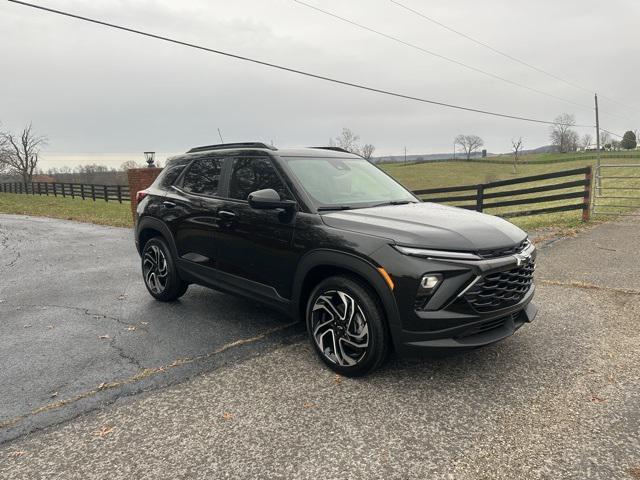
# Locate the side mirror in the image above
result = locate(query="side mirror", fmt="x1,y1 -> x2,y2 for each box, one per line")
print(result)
248,189 -> 297,211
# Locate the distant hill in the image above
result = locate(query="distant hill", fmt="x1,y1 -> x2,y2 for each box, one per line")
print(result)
373,145 -> 558,164
373,151 -> 494,164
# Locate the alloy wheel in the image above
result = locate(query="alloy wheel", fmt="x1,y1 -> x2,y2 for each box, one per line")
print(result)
310,290 -> 369,366
143,244 -> 169,294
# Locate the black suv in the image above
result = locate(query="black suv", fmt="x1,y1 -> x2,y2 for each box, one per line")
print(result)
135,142 -> 537,376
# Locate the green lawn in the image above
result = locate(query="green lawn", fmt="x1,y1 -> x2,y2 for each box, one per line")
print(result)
0,193 -> 132,228
381,156 -> 638,230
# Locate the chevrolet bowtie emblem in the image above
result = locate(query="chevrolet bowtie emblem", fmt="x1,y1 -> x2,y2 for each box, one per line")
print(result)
513,252 -> 531,267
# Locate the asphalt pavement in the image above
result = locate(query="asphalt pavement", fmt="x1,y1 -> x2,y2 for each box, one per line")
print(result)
1,214 -> 639,479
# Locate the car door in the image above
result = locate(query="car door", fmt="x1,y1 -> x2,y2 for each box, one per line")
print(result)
162,155 -> 226,278
214,155 -> 298,301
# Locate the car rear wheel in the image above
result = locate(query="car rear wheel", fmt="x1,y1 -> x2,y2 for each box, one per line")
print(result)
306,275 -> 388,376
142,237 -> 188,302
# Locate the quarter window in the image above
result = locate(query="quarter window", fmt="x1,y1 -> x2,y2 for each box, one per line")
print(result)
228,158 -> 289,201
181,157 -> 222,196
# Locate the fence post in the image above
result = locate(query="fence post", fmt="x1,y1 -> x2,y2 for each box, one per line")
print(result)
103,185 -> 108,202
80,184 -> 85,200
45,183 -> 49,196
71,183 -> 75,199
91,184 -> 96,202
583,166 -> 592,222
476,184 -> 485,212
32,183 -> 35,195
62,183 -> 66,198
117,185 -> 122,204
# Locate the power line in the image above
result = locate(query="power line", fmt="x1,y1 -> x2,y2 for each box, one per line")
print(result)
389,0 -> 639,117
7,0 -> 595,130
293,0 -> 593,112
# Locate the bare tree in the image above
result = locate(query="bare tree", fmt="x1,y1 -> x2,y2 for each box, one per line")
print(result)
549,113 -> 577,153
511,137 -> 523,173
121,160 -> 141,171
454,134 -> 484,160
361,144 -> 375,161
0,123 -> 48,187
333,128 -> 361,155
581,133 -> 593,150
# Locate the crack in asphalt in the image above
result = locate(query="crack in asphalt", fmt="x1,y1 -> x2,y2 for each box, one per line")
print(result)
0,321 -> 300,434
2,303 -> 137,326
539,279 -> 640,296
0,229 -> 20,268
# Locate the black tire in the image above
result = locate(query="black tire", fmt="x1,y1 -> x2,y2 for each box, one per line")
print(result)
306,275 -> 388,377
141,237 -> 188,302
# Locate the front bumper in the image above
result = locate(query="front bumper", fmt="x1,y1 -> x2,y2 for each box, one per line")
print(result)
372,241 -> 537,356
396,295 -> 537,355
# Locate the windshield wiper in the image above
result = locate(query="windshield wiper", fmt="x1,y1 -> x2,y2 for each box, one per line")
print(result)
369,200 -> 415,208
317,205 -> 353,211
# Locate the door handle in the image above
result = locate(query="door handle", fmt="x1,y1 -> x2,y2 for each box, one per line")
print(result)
218,210 -> 237,220
163,201 -> 176,208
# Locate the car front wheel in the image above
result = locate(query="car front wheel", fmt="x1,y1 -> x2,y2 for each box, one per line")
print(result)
306,275 -> 388,376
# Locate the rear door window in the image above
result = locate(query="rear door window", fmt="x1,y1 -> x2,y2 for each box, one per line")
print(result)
181,157 -> 222,196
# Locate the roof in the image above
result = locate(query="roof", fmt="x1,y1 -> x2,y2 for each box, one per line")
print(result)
174,142 -> 361,159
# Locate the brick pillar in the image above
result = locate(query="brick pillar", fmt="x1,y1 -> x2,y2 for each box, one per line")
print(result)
127,167 -> 162,221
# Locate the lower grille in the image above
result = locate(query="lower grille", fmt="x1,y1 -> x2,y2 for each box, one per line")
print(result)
465,262 -> 535,313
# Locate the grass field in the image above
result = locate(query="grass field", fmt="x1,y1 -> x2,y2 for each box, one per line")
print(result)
1,153 -> 638,231
0,193 -> 132,228
380,156 -> 640,230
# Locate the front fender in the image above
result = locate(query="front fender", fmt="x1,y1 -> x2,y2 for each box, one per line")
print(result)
291,249 -> 402,347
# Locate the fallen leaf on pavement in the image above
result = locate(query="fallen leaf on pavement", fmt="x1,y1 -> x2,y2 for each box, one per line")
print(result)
47,325 -> 54,329
591,395 -> 607,403
303,402 -> 316,409
50,391 -> 58,398
333,374 -> 343,385
222,412 -> 234,421
95,426 -> 114,438
8,450 -> 28,458
126,326 -> 136,331
23,324 -> 32,328
117,294 -> 127,300
628,467 -> 640,479
98,335 -> 111,340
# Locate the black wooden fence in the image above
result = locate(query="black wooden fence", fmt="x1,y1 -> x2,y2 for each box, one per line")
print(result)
412,166 -> 593,221
2,167 -> 593,221
0,181 -> 130,203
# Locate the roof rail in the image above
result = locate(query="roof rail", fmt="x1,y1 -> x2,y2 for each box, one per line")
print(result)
310,146 -> 353,154
187,142 -> 277,154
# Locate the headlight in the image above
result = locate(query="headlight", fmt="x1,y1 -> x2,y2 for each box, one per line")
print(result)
394,245 -> 481,261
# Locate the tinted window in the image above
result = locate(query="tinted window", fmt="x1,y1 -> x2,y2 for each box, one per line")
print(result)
181,157 -> 222,196
228,158 -> 289,201
158,164 -> 186,188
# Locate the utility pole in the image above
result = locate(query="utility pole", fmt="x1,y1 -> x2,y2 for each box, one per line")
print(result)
594,94 -> 601,195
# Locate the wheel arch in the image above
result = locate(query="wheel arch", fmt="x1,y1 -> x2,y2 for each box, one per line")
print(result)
292,250 -> 401,336
135,216 -> 178,259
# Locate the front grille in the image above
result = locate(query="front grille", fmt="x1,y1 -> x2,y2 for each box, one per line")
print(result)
477,240 -> 528,259
465,262 -> 535,312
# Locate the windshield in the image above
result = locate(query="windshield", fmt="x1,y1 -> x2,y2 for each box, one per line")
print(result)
283,156 -> 417,210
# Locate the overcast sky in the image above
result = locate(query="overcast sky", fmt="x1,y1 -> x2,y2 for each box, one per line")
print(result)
2,0 -> 639,168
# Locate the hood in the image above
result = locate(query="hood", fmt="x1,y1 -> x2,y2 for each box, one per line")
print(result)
321,202 -> 526,251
